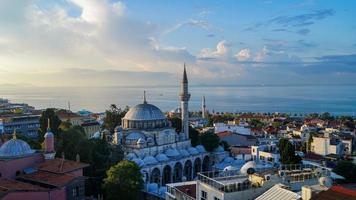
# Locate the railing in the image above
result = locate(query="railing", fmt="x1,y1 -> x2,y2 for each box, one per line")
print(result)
166,185 -> 195,200
197,170 -> 259,193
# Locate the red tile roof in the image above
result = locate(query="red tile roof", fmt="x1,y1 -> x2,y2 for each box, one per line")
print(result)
38,158 -> 89,174
0,178 -> 44,191
311,185 -> 356,200
18,171 -> 77,187
216,131 -> 233,137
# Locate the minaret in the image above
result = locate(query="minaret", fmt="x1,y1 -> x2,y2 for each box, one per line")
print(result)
179,64 -> 190,140
202,96 -> 206,119
44,119 -> 55,159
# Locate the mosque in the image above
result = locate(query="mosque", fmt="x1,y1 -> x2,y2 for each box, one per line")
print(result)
113,65 -> 227,187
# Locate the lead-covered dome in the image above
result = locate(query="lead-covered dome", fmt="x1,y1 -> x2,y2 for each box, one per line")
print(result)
122,99 -> 170,129
0,138 -> 35,158
124,103 -> 166,121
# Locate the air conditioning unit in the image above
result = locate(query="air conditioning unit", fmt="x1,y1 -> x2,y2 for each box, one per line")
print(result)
279,170 -> 286,177
264,174 -> 271,181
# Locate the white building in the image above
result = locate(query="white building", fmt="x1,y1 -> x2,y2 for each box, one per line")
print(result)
214,123 -> 251,135
251,144 -> 280,165
166,163 -> 333,200
310,136 -> 343,156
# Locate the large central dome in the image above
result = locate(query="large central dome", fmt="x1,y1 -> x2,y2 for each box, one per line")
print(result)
123,103 -> 166,121
121,95 -> 170,130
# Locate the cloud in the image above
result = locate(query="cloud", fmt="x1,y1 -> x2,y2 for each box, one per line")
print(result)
244,9 -> 334,34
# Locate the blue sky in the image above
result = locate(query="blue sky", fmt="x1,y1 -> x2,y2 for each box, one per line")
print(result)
0,0 -> 355,86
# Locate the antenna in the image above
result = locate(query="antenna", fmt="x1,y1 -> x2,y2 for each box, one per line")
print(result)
47,118 -> 51,131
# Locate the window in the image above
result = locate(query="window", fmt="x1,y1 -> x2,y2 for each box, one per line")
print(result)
214,197 -> 221,200
201,190 -> 207,200
72,186 -> 79,197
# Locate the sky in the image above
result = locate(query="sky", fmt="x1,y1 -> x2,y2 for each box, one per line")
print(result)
0,0 -> 355,87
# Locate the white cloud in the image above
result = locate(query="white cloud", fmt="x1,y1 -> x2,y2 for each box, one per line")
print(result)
235,49 -> 251,61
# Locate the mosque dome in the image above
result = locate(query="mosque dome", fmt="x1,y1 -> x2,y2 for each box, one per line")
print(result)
126,152 -> 137,160
188,147 -> 199,155
132,158 -> 145,167
214,146 -> 225,153
156,153 -> 170,162
143,156 -> 158,165
224,165 -> 238,171
124,103 -> 166,121
165,148 -> 181,158
122,102 -> 170,129
0,137 -> 35,158
179,149 -> 190,157
196,145 -> 207,153
240,161 -> 257,175
137,138 -> 146,145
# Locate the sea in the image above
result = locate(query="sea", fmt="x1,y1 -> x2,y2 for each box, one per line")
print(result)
1,85 -> 356,116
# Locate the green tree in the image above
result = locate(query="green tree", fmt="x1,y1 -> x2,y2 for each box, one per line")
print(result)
103,104 -> 129,133
278,138 -> 301,164
38,108 -> 62,143
103,160 -> 143,200
189,126 -> 200,147
169,117 -> 182,133
220,140 -> 230,151
333,161 -> 356,183
200,131 -> 220,152
320,112 -> 334,120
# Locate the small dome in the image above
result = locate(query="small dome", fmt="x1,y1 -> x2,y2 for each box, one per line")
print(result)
223,157 -> 234,163
44,130 -> 54,138
143,156 -> 158,165
137,138 -> 146,145
0,138 -> 35,158
156,153 -> 169,162
132,158 -> 145,167
126,152 -> 137,160
123,103 -> 166,121
179,149 -> 190,157
319,177 -> 332,187
240,161 -> 257,175
224,165 -> 238,171
126,132 -> 145,140
196,145 -> 206,153
188,147 -> 199,155
165,148 -> 181,158
214,146 -> 224,153
147,137 -> 154,144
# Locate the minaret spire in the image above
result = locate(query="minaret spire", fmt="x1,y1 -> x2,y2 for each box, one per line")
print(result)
179,63 -> 190,140
47,118 -> 51,132
202,96 -> 206,119
143,91 -> 147,104
12,129 -> 17,140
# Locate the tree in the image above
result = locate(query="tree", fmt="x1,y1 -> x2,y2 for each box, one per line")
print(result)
220,140 -> 230,151
320,112 -> 334,120
189,126 -> 200,147
169,117 -> 182,133
38,108 -> 61,143
333,161 -> 356,183
278,138 -> 302,164
103,160 -> 143,200
200,131 -> 220,152
103,104 -> 129,133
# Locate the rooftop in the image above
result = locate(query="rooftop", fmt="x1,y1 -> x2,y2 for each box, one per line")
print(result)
37,158 -> 89,173
18,171 -> 77,187
311,185 -> 356,200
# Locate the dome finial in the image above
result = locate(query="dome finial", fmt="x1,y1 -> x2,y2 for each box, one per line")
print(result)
143,90 -> 147,104
12,129 -> 17,140
47,118 -> 51,132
